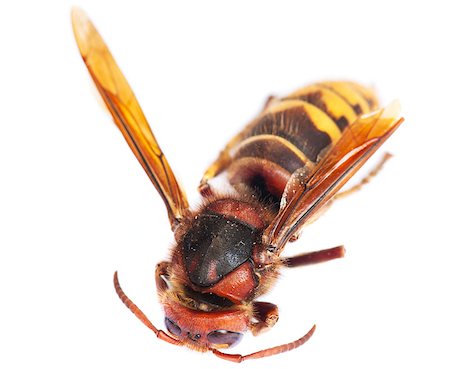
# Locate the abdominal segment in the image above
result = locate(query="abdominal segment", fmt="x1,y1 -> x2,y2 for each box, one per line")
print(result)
221,81 -> 378,205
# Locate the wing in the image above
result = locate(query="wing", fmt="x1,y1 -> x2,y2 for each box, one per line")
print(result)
71,8 -> 189,228
263,101 -> 404,252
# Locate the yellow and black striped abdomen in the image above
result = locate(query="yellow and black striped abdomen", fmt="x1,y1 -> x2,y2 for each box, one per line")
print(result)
203,81 -> 378,202
283,81 -> 378,130
243,99 -> 342,163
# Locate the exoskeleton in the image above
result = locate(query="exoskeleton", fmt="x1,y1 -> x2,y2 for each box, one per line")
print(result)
72,8 -> 403,362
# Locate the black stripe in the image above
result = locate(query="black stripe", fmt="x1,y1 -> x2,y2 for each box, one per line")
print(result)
283,90 -> 349,131
246,106 -> 332,162
234,136 -> 306,173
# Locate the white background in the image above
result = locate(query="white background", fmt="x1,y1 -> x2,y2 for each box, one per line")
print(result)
1,1 -> 449,368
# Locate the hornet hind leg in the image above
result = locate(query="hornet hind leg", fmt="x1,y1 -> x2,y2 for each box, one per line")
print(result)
282,245 -> 345,268
334,152 -> 392,201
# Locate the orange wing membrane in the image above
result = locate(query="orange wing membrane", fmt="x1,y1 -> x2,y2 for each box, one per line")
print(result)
263,101 -> 403,252
71,8 -> 189,227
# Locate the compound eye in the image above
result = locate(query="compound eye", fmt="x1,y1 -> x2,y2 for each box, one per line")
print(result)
207,330 -> 243,347
164,317 -> 182,336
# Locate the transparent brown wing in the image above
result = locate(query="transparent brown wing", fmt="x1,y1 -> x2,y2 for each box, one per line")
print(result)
71,8 -> 189,227
263,101 -> 404,252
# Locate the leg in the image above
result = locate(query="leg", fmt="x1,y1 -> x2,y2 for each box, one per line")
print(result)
198,148 -> 234,197
250,301 -> 279,335
262,95 -> 278,111
155,261 -> 171,292
198,95 -> 280,198
334,152 -> 392,201
282,245 -> 345,268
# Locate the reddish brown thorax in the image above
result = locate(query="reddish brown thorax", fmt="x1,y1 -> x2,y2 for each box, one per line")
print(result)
168,197 -> 273,306
206,199 -> 266,229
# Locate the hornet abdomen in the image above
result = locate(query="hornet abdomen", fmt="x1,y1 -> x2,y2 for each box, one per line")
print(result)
202,81 -> 379,204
